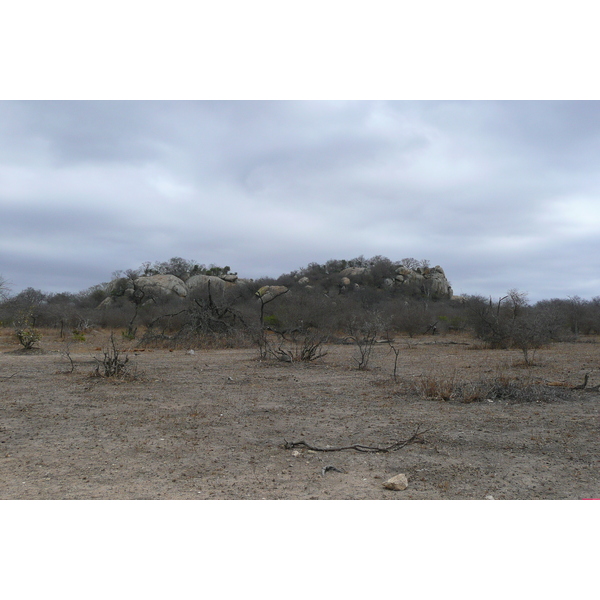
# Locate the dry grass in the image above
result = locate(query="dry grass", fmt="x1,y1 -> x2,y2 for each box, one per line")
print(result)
410,372 -> 574,403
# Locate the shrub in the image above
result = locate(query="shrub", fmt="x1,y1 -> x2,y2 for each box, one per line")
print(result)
14,310 -> 42,349
266,330 -> 328,363
16,327 -> 42,349
410,374 -> 573,403
92,333 -> 132,378
345,312 -> 386,370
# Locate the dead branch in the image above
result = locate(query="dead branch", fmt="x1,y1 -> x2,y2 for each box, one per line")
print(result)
283,425 -> 430,453
270,346 -> 293,362
322,466 -> 345,476
571,372 -> 590,390
0,372 -> 19,380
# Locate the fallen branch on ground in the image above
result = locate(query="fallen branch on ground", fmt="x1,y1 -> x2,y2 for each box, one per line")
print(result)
0,372 -> 19,380
283,425 -> 430,453
570,372 -> 600,392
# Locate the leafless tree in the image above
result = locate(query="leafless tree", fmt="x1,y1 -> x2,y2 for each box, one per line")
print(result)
511,310 -> 553,366
386,339 -> 402,382
345,311 -> 386,370
0,274 -> 10,301
466,294 -> 512,348
92,333 -> 131,378
256,285 -> 289,324
400,258 -> 420,270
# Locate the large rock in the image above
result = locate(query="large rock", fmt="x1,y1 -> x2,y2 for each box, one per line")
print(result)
105,277 -> 134,296
425,266 -> 452,298
339,267 -> 367,278
187,274 -> 235,299
221,274 -> 238,283
97,296 -> 116,308
134,274 -> 188,298
394,265 -> 451,298
256,285 -> 288,303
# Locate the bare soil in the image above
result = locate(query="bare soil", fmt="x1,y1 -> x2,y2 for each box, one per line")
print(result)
1,329 -> 599,499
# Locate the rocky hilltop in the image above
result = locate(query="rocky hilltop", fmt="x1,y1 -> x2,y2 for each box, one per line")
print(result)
335,264 -> 452,298
99,258 -> 452,307
99,272 -> 249,306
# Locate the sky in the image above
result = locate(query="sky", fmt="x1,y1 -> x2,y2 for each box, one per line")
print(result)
2,100 -> 600,302
2,3 -> 597,591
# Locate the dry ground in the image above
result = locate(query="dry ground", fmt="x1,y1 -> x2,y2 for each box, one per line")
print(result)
1,328 -> 599,499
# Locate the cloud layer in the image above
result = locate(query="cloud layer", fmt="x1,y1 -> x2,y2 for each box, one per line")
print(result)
1,100 -> 600,301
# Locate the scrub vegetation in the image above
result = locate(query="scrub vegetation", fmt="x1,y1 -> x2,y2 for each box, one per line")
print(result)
1,258 -> 600,499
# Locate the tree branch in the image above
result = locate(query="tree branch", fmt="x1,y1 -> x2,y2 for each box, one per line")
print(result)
283,425 -> 430,453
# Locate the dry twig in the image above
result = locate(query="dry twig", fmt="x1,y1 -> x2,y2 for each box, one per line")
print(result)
0,372 -> 19,380
571,372 -> 590,390
283,425 -> 430,453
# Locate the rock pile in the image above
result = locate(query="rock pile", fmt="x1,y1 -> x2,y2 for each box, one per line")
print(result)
98,260 -> 452,308
335,264 -> 452,299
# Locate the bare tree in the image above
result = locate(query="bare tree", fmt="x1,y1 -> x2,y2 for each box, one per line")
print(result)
466,294 -> 512,348
400,258 -> 420,270
0,274 -> 10,301
256,285 -> 289,324
566,295 -> 586,337
506,289 -> 529,321
511,309 -> 553,366
346,311 -> 386,370
387,339 -> 402,382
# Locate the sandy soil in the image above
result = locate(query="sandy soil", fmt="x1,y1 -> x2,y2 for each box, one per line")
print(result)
1,329 -> 599,499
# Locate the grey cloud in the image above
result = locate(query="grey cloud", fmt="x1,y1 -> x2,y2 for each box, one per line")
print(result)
1,100 -> 600,302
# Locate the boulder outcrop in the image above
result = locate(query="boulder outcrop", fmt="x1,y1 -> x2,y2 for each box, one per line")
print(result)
255,285 -> 289,304
186,274 -> 235,297
339,267 -> 367,278
422,266 -> 452,298
99,272 -> 243,308
97,259 -> 452,309
337,264 -> 452,299
134,274 -> 188,298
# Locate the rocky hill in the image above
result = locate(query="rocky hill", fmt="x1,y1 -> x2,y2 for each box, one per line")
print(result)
99,257 -> 452,308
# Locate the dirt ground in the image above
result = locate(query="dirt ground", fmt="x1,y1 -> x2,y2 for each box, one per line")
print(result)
1,328 -> 599,500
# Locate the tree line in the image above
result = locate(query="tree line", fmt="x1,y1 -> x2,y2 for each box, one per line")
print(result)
1,258 -> 600,359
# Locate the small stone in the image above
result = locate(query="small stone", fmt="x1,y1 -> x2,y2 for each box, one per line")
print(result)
186,349 -> 195,355
383,473 -> 409,491
291,450 -> 300,457
485,495 -> 495,500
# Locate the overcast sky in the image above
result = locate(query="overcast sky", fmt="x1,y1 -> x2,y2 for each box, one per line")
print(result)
1,100 -> 600,302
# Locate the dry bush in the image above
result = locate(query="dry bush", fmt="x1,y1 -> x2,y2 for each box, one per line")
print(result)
413,374 -> 457,401
92,333 -> 135,379
346,312 -> 386,370
260,330 -> 328,363
410,373 -> 573,403
296,336 -> 327,362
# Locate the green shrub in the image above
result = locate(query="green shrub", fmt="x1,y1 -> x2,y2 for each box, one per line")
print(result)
263,315 -> 282,328
16,327 -> 42,349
